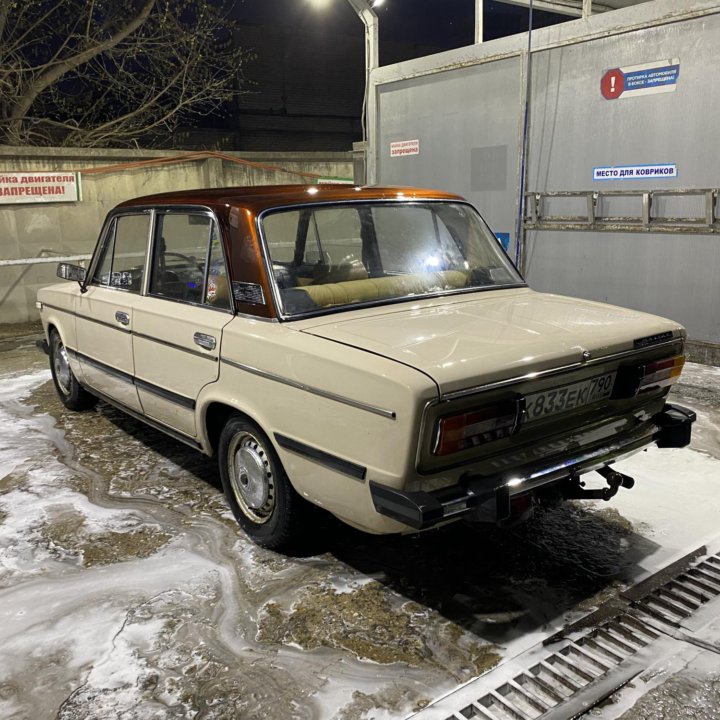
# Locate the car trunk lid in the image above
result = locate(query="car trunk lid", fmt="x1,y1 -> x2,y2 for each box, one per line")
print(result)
296,288 -> 683,397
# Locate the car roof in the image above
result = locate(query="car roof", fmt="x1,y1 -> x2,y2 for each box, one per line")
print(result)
115,184 -> 465,213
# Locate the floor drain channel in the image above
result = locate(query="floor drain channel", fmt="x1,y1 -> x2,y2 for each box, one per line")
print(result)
409,547 -> 720,720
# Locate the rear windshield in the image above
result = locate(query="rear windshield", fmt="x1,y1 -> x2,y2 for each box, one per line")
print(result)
260,201 -> 524,317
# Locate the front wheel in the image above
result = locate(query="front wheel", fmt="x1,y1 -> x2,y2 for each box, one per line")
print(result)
48,329 -> 98,411
218,416 -> 308,551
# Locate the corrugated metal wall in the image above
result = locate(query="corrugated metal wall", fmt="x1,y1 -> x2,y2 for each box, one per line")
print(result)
523,11 -> 720,349
372,0 -> 720,354
376,57 -> 523,243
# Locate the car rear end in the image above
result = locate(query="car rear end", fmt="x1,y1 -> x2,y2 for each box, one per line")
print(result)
256,190 -> 695,535
369,329 -> 694,531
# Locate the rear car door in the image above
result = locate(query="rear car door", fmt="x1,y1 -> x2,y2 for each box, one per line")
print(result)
75,212 -> 151,413
132,208 -> 233,438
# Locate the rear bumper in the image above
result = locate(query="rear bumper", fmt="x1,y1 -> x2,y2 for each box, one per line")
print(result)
369,402 -> 696,531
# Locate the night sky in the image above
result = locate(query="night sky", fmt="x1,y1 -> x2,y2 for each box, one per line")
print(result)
232,0 -> 567,57
211,0 -> 569,146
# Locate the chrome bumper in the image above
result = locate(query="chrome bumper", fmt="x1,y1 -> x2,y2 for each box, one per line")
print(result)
369,403 -> 696,530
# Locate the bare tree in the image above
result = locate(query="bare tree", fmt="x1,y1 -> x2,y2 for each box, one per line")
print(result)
0,0 -> 250,147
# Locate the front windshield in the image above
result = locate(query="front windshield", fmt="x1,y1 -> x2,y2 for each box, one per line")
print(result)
261,201 -> 524,317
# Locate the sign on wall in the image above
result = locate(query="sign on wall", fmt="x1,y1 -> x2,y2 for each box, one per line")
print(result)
0,171 -> 81,204
601,58 -> 680,100
317,177 -> 355,184
593,163 -> 677,181
390,139 -> 420,158
495,232 -> 511,251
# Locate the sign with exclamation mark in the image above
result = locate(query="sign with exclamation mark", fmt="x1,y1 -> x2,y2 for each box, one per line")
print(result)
601,68 -> 626,99
601,59 -> 680,100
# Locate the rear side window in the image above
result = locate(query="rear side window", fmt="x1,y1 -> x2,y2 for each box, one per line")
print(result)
92,214 -> 150,292
148,212 -> 230,310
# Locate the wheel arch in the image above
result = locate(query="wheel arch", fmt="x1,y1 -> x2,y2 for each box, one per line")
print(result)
45,320 -> 60,341
202,400 -> 261,457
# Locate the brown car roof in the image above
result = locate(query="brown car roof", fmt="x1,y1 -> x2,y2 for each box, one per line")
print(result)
115,184 -> 464,214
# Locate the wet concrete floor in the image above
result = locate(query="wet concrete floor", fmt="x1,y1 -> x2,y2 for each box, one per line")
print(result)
1,331 -> 719,719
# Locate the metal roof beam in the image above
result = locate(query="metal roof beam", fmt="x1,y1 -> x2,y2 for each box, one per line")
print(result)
495,0 -> 615,17
345,0 -> 379,70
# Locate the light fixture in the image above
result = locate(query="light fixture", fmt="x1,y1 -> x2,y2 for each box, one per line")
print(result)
371,0 -> 385,7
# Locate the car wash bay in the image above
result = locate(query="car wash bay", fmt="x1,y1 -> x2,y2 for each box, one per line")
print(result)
1,328 -> 719,719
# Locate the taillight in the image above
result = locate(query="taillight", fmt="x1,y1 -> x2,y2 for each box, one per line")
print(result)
613,354 -> 685,398
638,356 -> 685,392
433,400 -> 520,456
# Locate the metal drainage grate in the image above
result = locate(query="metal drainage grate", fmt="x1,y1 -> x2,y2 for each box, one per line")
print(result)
630,554 -> 720,629
410,548 -> 720,720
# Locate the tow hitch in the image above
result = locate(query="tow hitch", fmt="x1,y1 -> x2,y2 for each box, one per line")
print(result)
563,464 -> 636,501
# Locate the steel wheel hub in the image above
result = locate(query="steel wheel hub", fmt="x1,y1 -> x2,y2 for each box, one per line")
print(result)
53,343 -> 71,396
228,433 -> 275,523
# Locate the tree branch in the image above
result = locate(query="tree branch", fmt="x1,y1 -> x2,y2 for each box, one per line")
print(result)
6,0 -> 155,139
1,0 -> 249,148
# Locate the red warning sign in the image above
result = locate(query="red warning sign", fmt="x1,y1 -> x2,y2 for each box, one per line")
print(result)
601,68 -> 625,99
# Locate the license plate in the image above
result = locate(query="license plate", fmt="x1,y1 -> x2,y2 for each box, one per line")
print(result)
525,372 -> 616,421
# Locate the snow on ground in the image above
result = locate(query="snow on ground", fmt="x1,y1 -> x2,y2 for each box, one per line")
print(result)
0,369 -> 495,719
584,444 -> 720,578
0,352 -> 718,719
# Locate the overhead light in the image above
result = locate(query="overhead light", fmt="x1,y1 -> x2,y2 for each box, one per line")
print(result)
371,0 -> 385,6
307,0 -> 332,9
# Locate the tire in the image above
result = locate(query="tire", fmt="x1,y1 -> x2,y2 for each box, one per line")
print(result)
218,415 -> 307,551
48,329 -> 98,411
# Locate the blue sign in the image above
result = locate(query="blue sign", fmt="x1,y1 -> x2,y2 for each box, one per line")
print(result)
624,64 -> 679,92
496,232 -> 510,251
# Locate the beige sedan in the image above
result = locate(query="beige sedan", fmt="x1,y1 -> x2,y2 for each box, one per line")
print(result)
37,184 -> 695,550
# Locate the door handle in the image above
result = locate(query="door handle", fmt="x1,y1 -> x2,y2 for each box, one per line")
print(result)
193,332 -> 216,351
115,311 -> 130,326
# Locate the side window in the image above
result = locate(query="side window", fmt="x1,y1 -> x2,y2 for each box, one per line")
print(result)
149,212 -> 230,309
205,225 -> 231,310
91,214 -> 150,292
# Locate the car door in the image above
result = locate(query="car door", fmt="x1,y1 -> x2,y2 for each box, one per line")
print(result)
132,209 -> 233,438
75,212 -> 151,413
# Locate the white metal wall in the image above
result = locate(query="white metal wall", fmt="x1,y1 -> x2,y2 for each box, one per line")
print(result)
371,0 -> 720,351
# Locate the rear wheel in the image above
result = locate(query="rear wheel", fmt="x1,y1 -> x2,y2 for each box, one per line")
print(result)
218,415 -> 308,551
49,329 -> 97,411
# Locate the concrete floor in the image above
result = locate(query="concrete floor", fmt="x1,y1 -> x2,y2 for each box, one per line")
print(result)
0,329 -> 718,719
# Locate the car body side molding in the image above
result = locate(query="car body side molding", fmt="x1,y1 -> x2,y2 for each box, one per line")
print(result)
274,433 -> 367,482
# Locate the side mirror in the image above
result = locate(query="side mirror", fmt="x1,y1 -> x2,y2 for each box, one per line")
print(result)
57,263 -> 86,282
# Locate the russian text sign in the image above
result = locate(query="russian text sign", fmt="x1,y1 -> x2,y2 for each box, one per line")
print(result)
390,139 -> 420,158
317,177 -> 355,184
601,59 -> 680,100
593,164 -> 677,181
0,172 -> 81,204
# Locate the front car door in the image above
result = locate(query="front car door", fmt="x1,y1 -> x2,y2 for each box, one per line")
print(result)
132,208 -> 234,438
75,211 -> 151,413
